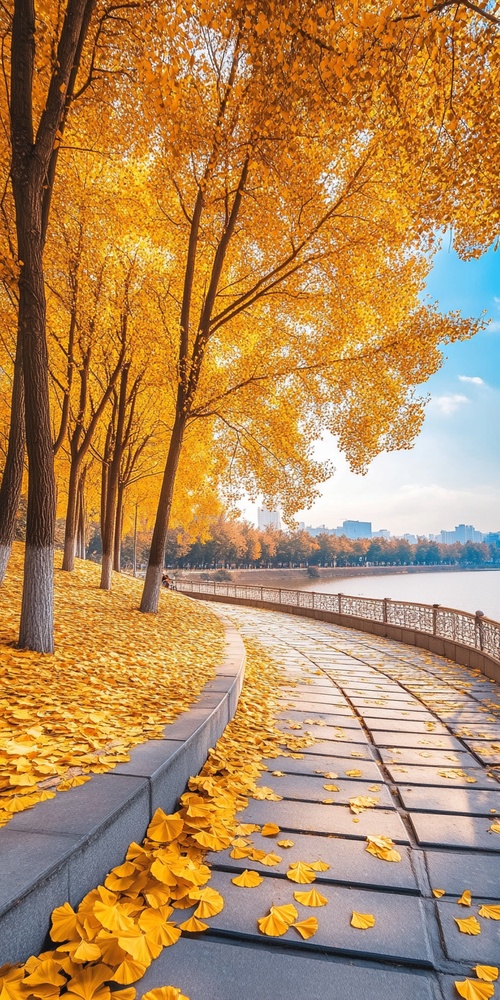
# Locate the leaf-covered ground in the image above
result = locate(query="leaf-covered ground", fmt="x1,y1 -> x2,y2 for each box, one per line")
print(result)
0,544 -> 224,828
0,636 -> 306,1000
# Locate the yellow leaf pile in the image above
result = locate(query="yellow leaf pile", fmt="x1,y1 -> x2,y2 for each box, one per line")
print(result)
349,796 -> 379,815
365,835 -> 402,863
0,545 -> 224,827
0,638 -> 312,997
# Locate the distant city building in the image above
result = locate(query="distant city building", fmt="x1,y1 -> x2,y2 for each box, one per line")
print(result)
402,533 -> 417,544
338,520 -> 372,540
257,506 -> 282,531
439,524 -> 484,544
372,529 -> 390,539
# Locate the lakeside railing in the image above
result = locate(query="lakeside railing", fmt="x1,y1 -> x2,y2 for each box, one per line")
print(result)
173,579 -> 500,665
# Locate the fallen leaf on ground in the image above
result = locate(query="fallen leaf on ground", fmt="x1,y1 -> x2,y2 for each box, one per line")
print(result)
432,889 -> 446,898
351,912 -> 375,929
277,839 -> 294,848
478,905 -> 500,920
293,917 -> 318,939
474,967 -> 499,982
455,917 -> 481,935
231,870 -> 263,888
293,889 -> 328,907
365,835 -> 401,863
261,823 -> 280,837
286,863 -> 317,884
454,979 -> 494,999
458,890 -> 472,906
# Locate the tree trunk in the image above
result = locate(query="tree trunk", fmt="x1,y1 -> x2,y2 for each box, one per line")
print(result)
62,458 -> 80,570
100,365 -> 128,590
17,233 -> 56,652
77,470 -> 86,559
133,502 -> 138,577
140,411 -> 186,613
113,483 -> 123,572
0,338 -> 25,583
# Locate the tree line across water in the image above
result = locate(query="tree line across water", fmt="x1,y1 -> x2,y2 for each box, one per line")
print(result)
0,1 -> 499,650
85,519 -> 499,572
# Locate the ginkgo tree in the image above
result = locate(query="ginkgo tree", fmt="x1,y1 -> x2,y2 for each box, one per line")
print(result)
135,5 -> 479,614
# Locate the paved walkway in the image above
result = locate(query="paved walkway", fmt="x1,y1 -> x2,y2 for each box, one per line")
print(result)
139,605 -> 500,1000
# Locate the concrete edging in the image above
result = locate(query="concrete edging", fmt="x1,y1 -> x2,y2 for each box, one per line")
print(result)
0,608 -> 246,964
184,592 -> 500,685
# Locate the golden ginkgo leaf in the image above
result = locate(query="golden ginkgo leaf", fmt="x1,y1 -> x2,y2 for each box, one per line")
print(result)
231,870 -> 264,888
351,911 -> 375,929
192,887 -> 224,918
142,988 -> 190,1000
271,903 -> 298,926
24,961 -> 67,989
277,839 -> 294,848
177,916 -> 209,933
458,890 -> 472,906
65,964 -> 114,999
307,861 -> 330,872
112,990 -> 137,1000
50,902 -> 79,942
478,905 -> 500,920
286,863 -> 316,884
271,771 -> 285,777
257,910 -> 289,937
475,967 -> 499,983
323,772 -> 338,779
368,785 -> 381,792
147,810 -> 184,843
293,889 -> 328,907
293,917 -> 319,939
349,795 -> 379,814
73,940 -> 102,963
345,769 -> 362,777
455,917 -> 481,935
323,784 -> 339,792
260,852 -> 282,866
432,889 -> 446,898
261,823 -> 280,837
111,958 -> 148,987
322,798 -> 334,804
454,979 -> 495,1000
365,835 -> 402,863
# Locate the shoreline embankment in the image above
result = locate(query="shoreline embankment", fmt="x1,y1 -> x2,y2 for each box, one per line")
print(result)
176,564 -> 499,586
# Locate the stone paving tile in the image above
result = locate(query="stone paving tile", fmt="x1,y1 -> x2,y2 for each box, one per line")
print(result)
300,739 -> 375,759
436,899 -> 500,963
207,830 -> 418,893
466,742 -> 500,764
256,773 -> 394,808
410,812 -> 500,851
277,700 -> 355,717
261,753 -> 384,781
370,731 -> 466,750
278,722 -> 366,744
136,937 -> 440,1000
398,785 -> 500,815
425,848 -> 500,898
240,798 -> 410,841
365,719 -> 450,735
277,711 -> 363,731
378,747 -> 479,768
362,709 -> 440,721
384,764 -> 498,788
351,698 -> 431,711
193,870 -> 434,966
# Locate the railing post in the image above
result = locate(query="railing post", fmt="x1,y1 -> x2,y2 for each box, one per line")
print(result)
338,593 -> 342,615
382,598 -> 388,623
475,610 -> 485,651
432,604 -> 440,636
279,589 -> 282,604
260,587 -> 263,602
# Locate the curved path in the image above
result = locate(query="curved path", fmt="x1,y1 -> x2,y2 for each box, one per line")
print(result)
140,604 -> 500,1000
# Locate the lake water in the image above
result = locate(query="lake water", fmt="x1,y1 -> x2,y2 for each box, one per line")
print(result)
300,569 -> 500,621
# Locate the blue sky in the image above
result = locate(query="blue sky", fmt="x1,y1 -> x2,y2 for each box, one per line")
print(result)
249,240 -> 500,536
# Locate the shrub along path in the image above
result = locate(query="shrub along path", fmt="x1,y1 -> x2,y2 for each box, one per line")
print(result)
138,604 -> 500,1000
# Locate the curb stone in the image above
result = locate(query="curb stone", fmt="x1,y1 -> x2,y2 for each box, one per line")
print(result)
0,607 -> 245,964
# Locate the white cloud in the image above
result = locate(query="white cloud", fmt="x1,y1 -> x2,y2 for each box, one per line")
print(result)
458,375 -> 484,385
432,393 -> 469,416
